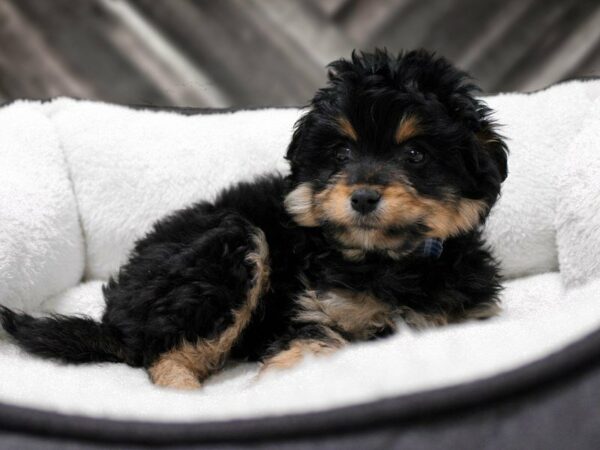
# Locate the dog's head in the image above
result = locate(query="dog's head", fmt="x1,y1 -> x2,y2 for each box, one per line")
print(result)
284,49 -> 508,255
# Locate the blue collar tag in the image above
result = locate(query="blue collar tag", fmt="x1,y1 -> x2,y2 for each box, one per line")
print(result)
419,238 -> 444,258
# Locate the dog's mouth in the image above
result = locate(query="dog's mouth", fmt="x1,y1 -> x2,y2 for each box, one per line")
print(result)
349,212 -> 384,229
323,218 -> 426,254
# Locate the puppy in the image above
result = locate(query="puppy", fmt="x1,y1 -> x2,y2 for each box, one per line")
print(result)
0,49 -> 507,389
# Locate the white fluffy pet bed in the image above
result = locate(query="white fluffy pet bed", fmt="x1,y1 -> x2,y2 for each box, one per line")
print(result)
2,79 -> 600,448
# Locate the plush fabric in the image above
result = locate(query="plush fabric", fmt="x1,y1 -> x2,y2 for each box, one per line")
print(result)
1,79 -> 600,422
44,99 -> 300,280
482,81 -> 600,279
0,102 -> 84,312
556,96 -> 600,287
0,273 -> 598,423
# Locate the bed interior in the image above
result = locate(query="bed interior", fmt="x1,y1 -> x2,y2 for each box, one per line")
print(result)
1,79 -> 600,422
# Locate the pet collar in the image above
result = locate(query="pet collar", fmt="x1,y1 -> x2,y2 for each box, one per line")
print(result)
419,238 -> 444,258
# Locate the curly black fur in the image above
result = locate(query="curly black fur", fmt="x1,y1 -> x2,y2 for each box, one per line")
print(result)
0,49 -> 508,386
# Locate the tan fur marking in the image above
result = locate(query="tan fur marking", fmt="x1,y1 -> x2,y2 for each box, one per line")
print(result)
460,302 -> 502,321
421,197 -> 487,239
284,182 -> 319,227
337,116 -> 358,141
401,302 -> 501,330
148,354 -> 204,390
313,177 -> 403,251
341,248 -> 367,261
260,338 -> 343,373
395,114 -> 421,143
381,183 -> 487,239
287,176 -> 486,249
400,308 -> 449,329
295,289 -> 396,340
149,230 -> 270,389
380,183 -> 430,224
315,179 -> 355,224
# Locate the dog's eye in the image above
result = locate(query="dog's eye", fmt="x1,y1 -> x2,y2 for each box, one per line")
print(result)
335,146 -> 352,163
405,148 -> 425,164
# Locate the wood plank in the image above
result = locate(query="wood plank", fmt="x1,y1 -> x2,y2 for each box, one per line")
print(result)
11,0 -> 172,106
0,0 -> 95,100
416,0 -> 532,68
337,0 -> 414,43
464,0 -> 579,92
455,0 -> 533,72
2,0 -> 600,106
196,0 -> 327,103
131,0 -> 325,106
502,1 -> 600,91
247,0 -> 356,68
568,40 -> 600,80
367,0 -> 455,50
99,0 -> 230,107
306,0 -> 352,19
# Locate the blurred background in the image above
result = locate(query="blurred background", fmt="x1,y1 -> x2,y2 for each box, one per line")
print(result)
1,0 -> 599,108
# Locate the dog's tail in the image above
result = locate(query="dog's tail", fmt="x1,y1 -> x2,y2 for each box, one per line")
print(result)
0,305 -> 124,364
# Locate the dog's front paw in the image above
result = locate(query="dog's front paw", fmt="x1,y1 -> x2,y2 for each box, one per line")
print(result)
148,360 -> 202,390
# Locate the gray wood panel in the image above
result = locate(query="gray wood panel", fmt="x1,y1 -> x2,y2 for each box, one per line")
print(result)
0,0 -> 598,107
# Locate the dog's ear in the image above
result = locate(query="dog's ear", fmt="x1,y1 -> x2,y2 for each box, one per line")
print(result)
285,113 -> 310,166
476,121 -> 508,183
326,52 -> 359,83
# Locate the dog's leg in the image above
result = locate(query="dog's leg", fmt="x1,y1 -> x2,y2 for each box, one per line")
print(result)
148,351 -> 203,390
259,325 -> 346,375
260,340 -> 339,373
401,300 -> 501,330
453,301 -> 502,322
396,237 -> 502,329
148,226 -> 270,390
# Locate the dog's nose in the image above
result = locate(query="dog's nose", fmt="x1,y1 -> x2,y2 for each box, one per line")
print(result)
350,189 -> 381,214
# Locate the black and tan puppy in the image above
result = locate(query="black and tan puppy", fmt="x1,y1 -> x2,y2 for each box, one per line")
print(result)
0,49 -> 508,389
